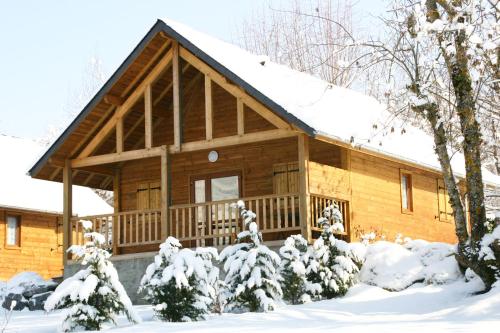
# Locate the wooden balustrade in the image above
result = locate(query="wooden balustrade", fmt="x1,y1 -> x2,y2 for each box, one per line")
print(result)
168,193 -> 301,247
310,193 -> 349,235
70,192 -> 348,252
71,209 -> 162,250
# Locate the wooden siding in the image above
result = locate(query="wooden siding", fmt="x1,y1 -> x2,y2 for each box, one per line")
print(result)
120,137 -> 299,211
0,208 -> 63,281
349,150 -> 456,243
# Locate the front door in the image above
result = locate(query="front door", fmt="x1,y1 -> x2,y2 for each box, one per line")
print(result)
190,172 -> 242,245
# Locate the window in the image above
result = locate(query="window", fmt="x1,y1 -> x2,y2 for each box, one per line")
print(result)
136,182 -> 161,210
437,179 -> 453,221
191,172 -> 241,203
6,215 -> 20,247
273,162 -> 299,194
400,171 -> 413,213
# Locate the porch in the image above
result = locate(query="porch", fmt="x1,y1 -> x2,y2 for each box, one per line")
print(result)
70,192 -> 350,254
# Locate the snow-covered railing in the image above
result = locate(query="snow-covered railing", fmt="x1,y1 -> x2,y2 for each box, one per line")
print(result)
71,209 -> 162,250
310,193 -> 349,236
168,193 -> 301,247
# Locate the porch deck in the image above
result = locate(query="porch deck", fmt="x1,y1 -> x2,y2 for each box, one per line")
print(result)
70,193 -> 349,254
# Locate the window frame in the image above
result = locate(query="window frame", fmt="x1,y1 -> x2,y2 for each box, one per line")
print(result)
400,170 -> 414,214
190,170 -> 243,203
5,214 -> 21,248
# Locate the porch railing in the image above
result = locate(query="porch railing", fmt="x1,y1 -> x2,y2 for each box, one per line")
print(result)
168,193 -> 301,247
70,192 -> 347,252
71,209 -> 162,249
310,193 -> 349,235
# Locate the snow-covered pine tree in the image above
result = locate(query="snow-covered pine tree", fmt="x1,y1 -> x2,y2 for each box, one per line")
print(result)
139,237 -> 218,322
279,234 -> 321,304
308,202 -> 359,299
220,200 -> 282,312
44,220 -> 140,332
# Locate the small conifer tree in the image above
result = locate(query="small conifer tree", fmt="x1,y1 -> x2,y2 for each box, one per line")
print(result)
220,201 -> 283,312
139,237 -> 218,322
308,203 -> 359,299
279,234 -> 321,304
44,220 -> 140,332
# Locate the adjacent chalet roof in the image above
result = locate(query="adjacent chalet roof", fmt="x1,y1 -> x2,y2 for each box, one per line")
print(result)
28,18 -> 500,187
1,134 -> 112,215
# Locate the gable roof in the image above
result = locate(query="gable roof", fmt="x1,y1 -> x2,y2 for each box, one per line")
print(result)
1,134 -> 112,215
29,19 -> 500,187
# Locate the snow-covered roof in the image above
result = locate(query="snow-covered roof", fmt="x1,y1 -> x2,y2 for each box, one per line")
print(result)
0,134 -> 113,216
162,18 -> 500,186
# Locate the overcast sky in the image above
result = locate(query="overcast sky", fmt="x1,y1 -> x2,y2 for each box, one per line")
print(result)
0,0 -> 385,140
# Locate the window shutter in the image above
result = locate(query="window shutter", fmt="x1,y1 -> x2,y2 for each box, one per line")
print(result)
273,163 -> 289,194
149,182 -> 161,209
437,179 -> 452,221
137,183 -> 150,210
287,162 -> 299,193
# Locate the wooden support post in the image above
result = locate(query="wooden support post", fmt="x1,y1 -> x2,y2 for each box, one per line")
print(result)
62,160 -> 72,266
112,169 -> 121,255
205,74 -> 213,140
116,116 -> 123,153
172,42 -> 181,151
160,147 -> 169,240
237,98 -> 244,136
298,134 -> 312,242
144,84 -> 153,148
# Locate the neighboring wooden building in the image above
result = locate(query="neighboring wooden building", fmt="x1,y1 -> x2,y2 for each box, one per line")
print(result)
28,19 -> 500,263
0,135 -> 112,281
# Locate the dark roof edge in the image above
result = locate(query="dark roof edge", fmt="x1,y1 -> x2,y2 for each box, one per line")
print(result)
30,19 -> 316,177
29,21 -> 166,177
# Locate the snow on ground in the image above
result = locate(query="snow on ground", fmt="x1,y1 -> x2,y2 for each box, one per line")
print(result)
4,281 -> 500,333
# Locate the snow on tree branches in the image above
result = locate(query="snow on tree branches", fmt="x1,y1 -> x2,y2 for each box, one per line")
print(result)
220,200 -> 283,312
44,220 -> 139,332
279,234 -> 321,304
139,237 -> 219,322
308,203 -> 359,298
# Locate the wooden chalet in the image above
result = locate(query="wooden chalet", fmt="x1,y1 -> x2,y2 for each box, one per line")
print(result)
29,19 -> 500,264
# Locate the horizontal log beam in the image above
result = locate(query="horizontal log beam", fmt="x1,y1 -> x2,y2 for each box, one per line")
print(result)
173,129 -> 297,153
72,146 -> 166,168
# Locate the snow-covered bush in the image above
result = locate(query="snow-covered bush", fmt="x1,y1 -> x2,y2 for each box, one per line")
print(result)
139,237 -> 218,322
308,203 -> 359,299
279,234 -> 321,304
360,240 -> 462,291
220,200 -> 282,312
45,221 -> 139,332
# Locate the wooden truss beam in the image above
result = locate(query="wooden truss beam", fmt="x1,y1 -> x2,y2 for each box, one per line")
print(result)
77,48 -> 174,159
72,146 -> 166,168
205,74 -> 213,140
179,47 -> 290,130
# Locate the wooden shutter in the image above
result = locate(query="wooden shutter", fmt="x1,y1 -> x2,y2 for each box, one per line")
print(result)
149,182 -> 161,209
437,179 -> 452,221
137,183 -> 150,210
287,162 -> 299,193
273,163 -> 289,194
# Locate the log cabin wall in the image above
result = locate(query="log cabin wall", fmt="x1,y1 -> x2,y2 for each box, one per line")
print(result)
119,137 -> 299,211
349,150 -> 457,243
0,208 -> 63,281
